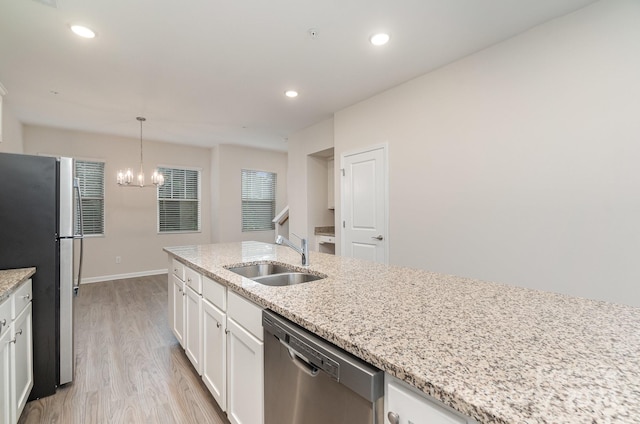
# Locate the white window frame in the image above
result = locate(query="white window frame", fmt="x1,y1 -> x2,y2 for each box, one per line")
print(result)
75,159 -> 105,237
157,165 -> 202,234
241,169 -> 277,232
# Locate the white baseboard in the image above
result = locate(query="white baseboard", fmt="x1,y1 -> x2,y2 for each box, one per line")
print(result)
81,269 -> 168,284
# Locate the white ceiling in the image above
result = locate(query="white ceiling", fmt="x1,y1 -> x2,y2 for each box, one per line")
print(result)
0,0 -> 597,152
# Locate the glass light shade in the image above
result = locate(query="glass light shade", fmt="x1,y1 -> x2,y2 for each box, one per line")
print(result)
152,170 -> 165,186
117,168 -> 134,185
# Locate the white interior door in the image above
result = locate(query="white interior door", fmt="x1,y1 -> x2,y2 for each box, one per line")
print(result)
341,145 -> 388,263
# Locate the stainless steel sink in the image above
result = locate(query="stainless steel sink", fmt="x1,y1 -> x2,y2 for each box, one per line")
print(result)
226,263 -> 296,279
225,262 -> 325,286
252,272 -> 324,286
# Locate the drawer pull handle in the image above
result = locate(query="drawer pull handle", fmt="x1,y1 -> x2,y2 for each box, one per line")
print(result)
9,328 -> 23,344
225,329 -> 230,334
0,319 -> 6,327
174,268 -> 178,272
216,322 -> 221,328
22,293 -> 31,300
187,278 -> 192,282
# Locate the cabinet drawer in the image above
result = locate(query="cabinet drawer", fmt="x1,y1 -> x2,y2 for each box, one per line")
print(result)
0,296 -> 10,337
228,291 -> 263,341
185,267 -> 202,294
385,374 -> 475,424
317,235 -> 335,244
172,259 -> 185,281
12,279 -> 32,319
203,275 -> 226,311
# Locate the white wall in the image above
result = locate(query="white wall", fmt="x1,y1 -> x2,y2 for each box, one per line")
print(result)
211,144 -> 288,243
0,100 -> 23,153
287,118 -> 334,240
24,125 -> 212,281
331,0 -> 640,306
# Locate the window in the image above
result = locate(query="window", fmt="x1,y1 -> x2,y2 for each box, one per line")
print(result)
75,160 -> 105,236
158,167 -> 201,233
241,169 -> 276,232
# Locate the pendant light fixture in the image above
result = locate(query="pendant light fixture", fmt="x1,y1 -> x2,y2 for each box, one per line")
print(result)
117,117 -> 164,187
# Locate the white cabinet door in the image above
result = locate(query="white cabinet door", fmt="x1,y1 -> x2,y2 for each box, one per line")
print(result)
0,327 -> 11,424
168,266 -> 175,332
386,375 -> 473,424
11,303 -> 33,423
185,285 -> 202,375
202,299 -> 226,411
172,276 -> 185,347
227,317 -> 264,424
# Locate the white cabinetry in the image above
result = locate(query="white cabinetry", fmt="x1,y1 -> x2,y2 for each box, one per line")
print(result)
167,258 -> 264,424
385,374 -> 476,424
171,274 -> 185,347
0,278 -> 34,424
202,295 -> 226,410
11,303 -> 33,421
0,296 -> 12,424
226,291 -> 264,424
184,266 -> 203,374
185,285 -> 202,375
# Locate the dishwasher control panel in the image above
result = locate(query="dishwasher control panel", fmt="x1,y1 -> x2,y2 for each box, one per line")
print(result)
288,334 -> 340,380
263,312 -> 341,380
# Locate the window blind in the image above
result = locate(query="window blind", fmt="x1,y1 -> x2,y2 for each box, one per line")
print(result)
158,167 -> 201,233
241,169 -> 276,232
75,160 -> 105,236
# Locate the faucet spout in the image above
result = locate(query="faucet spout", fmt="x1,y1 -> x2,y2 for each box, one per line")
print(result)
275,235 -> 309,266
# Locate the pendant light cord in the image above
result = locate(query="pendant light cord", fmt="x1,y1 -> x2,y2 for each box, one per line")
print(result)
138,116 -> 145,175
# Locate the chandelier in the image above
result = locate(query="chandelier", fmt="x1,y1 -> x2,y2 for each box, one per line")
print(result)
116,117 -> 164,187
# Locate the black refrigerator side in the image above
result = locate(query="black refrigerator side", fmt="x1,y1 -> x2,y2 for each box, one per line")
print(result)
0,152 -> 59,399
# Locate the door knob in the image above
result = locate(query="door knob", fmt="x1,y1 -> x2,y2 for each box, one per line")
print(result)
387,411 -> 399,424
371,235 -> 384,241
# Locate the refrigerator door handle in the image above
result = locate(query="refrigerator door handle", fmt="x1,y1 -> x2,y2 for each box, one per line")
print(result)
74,178 -> 84,296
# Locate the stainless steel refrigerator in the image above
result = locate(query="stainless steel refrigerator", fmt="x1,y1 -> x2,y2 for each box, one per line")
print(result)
0,153 -> 83,399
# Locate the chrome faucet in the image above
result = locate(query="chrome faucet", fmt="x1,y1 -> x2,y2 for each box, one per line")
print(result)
275,234 -> 309,266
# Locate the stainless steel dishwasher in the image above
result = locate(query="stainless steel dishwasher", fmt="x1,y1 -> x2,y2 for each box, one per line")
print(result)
263,310 -> 384,424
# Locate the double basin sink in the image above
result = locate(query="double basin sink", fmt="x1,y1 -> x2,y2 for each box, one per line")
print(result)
225,262 -> 326,287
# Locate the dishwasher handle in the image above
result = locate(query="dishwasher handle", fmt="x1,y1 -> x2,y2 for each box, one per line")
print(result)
286,345 -> 320,377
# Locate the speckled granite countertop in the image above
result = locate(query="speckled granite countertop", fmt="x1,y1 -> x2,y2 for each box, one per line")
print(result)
164,242 -> 640,424
0,268 -> 36,302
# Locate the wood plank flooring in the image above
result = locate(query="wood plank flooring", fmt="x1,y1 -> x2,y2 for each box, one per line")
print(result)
19,274 -> 230,424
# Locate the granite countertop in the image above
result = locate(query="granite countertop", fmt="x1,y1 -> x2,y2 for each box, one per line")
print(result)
164,242 -> 640,424
0,267 -> 36,303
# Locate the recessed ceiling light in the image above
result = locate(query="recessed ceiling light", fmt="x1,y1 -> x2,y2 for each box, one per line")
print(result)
285,90 -> 298,98
370,33 -> 390,46
70,25 -> 96,39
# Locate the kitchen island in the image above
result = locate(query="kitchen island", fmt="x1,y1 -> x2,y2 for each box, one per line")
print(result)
164,242 -> 640,424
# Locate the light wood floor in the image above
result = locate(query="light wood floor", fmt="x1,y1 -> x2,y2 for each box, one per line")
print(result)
19,274 -> 231,424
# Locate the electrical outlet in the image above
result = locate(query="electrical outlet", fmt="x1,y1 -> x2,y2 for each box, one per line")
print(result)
115,256 -> 121,264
